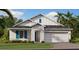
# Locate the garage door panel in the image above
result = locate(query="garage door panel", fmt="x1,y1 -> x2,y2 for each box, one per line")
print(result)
45,33 -> 52,42
44,32 -> 69,42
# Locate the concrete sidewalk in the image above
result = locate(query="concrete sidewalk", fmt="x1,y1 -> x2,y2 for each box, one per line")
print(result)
51,43 -> 79,49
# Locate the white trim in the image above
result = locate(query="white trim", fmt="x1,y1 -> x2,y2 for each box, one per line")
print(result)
13,19 -> 38,27
9,28 -> 31,30
44,31 -> 69,33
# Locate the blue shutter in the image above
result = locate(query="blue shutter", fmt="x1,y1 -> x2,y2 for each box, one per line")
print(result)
24,31 -> 27,38
16,30 -> 19,39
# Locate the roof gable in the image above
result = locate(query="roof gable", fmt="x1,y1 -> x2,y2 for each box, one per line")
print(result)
13,14 -> 63,27
30,14 -> 63,26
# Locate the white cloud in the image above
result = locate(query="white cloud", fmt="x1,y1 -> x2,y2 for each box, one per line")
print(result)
46,12 -> 58,22
9,10 -> 24,18
47,12 -> 58,17
0,11 -> 7,16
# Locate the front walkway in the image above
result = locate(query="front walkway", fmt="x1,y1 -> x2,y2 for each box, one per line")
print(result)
51,42 -> 79,49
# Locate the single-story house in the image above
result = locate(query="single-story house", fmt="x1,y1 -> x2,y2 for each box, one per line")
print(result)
9,14 -> 72,43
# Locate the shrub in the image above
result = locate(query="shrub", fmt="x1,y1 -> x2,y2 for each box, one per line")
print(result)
28,41 -> 34,43
0,39 -> 9,43
4,40 -> 9,43
10,40 -> 23,43
0,29 -> 9,41
7,40 -> 35,43
22,41 -> 27,43
70,38 -> 79,43
41,41 -> 45,43
31,41 -> 34,44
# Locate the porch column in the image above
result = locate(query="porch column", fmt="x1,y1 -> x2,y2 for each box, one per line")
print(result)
40,30 -> 44,42
31,29 -> 35,41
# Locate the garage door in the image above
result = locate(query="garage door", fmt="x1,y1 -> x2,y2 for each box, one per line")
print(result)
44,32 -> 69,42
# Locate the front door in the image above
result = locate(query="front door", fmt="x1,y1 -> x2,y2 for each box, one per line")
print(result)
35,31 -> 40,42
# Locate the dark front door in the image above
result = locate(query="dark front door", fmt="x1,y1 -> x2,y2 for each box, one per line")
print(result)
35,31 -> 40,42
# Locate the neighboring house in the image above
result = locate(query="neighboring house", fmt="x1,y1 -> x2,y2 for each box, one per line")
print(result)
9,14 -> 72,43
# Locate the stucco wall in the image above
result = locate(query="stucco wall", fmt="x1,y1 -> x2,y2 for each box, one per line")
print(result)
9,29 -> 71,43
9,30 -> 16,40
31,25 -> 44,42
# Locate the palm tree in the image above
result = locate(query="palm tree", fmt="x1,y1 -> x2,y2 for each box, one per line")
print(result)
56,11 -> 79,41
55,12 -> 68,27
64,11 -> 73,19
56,11 -> 77,28
0,9 -> 14,20
55,12 -> 63,23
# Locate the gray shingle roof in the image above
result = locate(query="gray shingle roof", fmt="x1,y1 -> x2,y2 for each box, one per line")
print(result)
11,26 -> 32,28
45,25 -> 67,28
45,25 -> 72,31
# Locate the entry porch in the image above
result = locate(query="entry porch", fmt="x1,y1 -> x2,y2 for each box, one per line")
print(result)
9,28 -> 44,42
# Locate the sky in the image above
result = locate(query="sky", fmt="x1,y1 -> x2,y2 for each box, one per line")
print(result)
0,9 -> 79,21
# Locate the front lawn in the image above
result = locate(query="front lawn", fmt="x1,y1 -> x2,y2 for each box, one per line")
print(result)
0,43 -> 52,50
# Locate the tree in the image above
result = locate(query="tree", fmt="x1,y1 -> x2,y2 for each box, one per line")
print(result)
0,9 -> 14,20
14,18 -> 23,24
0,16 -> 6,29
0,9 -> 22,42
56,11 -> 79,42
0,16 -> 23,41
55,12 -> 63,23
0,16 -> 22,28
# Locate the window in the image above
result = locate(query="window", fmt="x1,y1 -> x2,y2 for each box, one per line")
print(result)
39,19 -> 41,23
20,31 -> 23,38
16,30 -> 27,39
24,31 -> 27,38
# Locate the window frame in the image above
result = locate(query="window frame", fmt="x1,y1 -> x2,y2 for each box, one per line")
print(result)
19,31 -> 24,38
16,30 -> 28,39
39,19 -> 42,23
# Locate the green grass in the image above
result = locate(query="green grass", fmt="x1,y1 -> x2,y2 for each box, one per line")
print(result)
70,37 -> 79,43
0,43 -> 52,50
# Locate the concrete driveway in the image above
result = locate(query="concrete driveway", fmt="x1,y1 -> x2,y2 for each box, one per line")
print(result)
52,42 -> 79,49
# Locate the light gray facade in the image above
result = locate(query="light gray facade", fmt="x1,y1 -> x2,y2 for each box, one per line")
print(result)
9,14 -> 72,43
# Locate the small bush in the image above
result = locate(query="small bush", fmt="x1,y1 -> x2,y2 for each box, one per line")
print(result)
28,41 -> 34,43
0,40 -> 9,43
41,41 -> 45,43
22,41 -> 27,43
31,41 -> 34,44
7,40 -> 35,43
10,40 -> 23,43
70,38 -> 79,43
4,40 -> 9,43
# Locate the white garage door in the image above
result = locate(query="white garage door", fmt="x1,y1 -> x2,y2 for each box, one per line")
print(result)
44,32 -> 69,42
